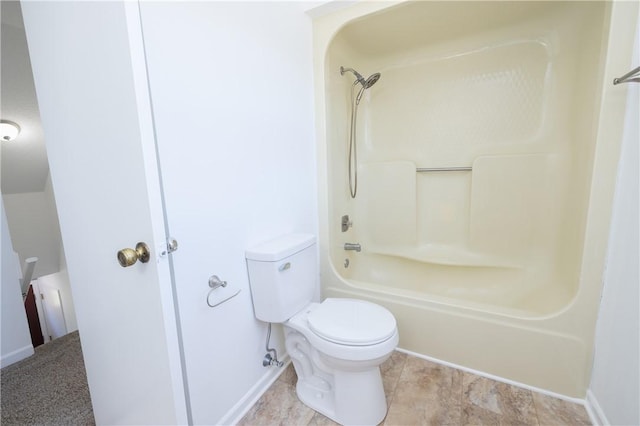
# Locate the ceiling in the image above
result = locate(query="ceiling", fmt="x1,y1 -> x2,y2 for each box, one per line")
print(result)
1,0 -> 50,194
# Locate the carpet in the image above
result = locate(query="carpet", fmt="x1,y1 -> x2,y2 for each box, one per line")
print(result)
1,331 -> 94,425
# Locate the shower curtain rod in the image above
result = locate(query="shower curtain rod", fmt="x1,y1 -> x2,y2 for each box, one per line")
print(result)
613,66 -> 640,85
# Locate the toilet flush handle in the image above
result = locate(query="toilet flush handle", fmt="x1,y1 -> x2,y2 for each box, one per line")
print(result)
278,262 -> 291,272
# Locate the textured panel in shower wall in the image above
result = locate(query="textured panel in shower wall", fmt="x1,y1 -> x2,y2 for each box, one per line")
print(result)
368,41 -> 549,166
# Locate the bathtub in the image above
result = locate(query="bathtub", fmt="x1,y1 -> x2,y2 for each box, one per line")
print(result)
312,1 -> 637,397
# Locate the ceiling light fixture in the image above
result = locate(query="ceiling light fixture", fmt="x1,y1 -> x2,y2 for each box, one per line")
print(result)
0,120 -> 21,141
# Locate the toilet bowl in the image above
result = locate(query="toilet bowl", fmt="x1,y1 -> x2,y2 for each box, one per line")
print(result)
245,234 -> 399,425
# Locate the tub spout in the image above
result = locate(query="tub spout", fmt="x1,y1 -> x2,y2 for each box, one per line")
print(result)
344,242 -> 361,252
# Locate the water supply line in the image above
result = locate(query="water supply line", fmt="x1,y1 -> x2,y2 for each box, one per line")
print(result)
263,323 -> 283,367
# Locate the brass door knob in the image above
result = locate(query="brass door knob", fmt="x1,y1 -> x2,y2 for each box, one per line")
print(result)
117,242 -> 151,267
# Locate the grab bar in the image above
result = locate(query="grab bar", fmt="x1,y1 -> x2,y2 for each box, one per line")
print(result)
416,167 -> 472,173
613,66 -> 640,85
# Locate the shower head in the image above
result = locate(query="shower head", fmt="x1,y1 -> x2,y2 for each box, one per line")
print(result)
364,73 -> 381,89
340,66 -> 381,89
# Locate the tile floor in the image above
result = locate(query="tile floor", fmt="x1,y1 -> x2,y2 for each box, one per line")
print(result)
239,351 -> 591,426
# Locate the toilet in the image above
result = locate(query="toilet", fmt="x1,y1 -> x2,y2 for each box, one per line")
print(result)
245,234 -> 398,425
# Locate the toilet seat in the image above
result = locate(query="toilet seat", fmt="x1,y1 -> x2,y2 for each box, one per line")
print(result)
307,298 -> 396,346
286,300 -> 399,362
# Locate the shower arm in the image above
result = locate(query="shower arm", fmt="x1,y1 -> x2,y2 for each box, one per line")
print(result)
341,66 -> 366,86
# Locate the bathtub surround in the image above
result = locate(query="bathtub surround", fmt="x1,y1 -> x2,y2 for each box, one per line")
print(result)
314,0 -> 638,399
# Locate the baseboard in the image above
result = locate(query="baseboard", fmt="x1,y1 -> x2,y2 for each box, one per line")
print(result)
585,389 -> 609,426
217,355 -> 291,425
396,347 -> 586,405
0,344 -> 35,369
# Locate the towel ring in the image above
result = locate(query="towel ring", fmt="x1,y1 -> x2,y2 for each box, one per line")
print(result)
207,287 -> 241,308
206,274 -> 241,307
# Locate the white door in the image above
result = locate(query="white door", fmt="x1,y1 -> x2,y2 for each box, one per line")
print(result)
33,280 -> 67,341
21,2 -> 188,424
40,287 -> 66,339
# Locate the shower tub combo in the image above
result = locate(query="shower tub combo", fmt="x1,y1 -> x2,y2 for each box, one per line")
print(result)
313,1 -> 637,398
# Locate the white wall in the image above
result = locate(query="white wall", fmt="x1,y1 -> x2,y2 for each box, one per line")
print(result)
3,175 -> 76,341
588,18 -> 639,426
2,174 -> 63,277
1,198 -> 34,367
139,2 -> 317,423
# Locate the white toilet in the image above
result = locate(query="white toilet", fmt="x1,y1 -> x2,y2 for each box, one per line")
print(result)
245,234 -> 398,425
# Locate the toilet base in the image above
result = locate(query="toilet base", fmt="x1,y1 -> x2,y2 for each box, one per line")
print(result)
285,327 -> 390,425
296,367 -> 388,425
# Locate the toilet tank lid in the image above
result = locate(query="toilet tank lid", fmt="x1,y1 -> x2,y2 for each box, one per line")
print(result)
245,234 -> 316,261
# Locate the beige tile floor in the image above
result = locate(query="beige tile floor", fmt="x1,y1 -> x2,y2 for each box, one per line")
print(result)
239,351 -> 591,426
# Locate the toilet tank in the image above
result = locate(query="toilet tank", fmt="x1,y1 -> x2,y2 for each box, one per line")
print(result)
245,234 -> 317,323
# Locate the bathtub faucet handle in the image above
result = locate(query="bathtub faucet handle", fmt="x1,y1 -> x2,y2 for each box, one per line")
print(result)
341,215 -> 353,232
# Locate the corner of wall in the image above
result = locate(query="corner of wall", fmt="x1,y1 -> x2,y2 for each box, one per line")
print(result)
0,345 -> 35,369
586,8 -> 639,426
1,199 -> 35,367
217,356 -> 291,425
585,389 -> 609,426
